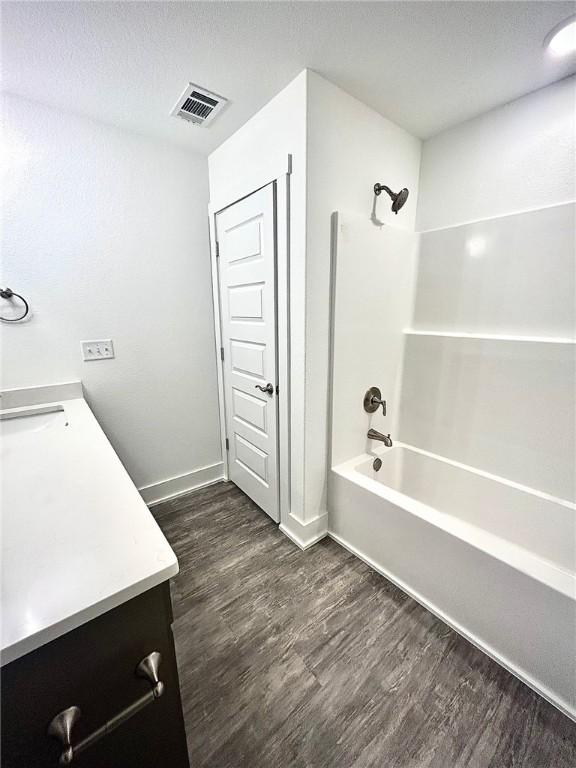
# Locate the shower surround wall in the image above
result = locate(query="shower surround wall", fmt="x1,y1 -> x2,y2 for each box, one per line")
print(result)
401,203 -> 575,501
405,75 -> 576,501
329,213 -> 419,466
330,74 -> 575,504
305,72 -> 420,528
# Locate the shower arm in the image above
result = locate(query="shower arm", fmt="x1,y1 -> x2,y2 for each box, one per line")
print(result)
374,183 -> 394,197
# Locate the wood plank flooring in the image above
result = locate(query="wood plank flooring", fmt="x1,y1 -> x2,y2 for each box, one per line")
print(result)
153,482 -> 576,768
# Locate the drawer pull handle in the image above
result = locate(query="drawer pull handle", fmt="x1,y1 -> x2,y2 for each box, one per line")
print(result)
47,651 -> 164,765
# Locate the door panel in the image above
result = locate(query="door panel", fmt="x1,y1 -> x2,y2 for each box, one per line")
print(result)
230,340 -> 266,376
235,434 -> 268,481
232,388 -> 267,432
228,283 -> 264,320
216,185 -> 279,521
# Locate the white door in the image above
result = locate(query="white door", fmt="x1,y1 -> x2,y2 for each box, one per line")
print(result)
215,184 -> 279,522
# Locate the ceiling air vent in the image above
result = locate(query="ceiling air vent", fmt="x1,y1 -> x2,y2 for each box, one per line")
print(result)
170,83 -> 228,127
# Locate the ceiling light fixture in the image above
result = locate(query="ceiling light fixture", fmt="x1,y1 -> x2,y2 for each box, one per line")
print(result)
545,15 -> 576,56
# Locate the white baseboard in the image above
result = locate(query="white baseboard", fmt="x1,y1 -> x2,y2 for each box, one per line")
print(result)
140,462 -> 224,506
279,513 -> 328,550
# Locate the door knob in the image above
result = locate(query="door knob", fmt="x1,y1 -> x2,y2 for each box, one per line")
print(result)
255,383 -> 274,395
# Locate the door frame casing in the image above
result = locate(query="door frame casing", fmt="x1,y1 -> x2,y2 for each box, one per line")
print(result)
208,155 -> 291,527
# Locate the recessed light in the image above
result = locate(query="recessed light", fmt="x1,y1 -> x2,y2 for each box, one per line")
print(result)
545,15 -> 576,57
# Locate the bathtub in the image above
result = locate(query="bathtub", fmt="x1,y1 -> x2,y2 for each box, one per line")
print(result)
329,444 -> 576,721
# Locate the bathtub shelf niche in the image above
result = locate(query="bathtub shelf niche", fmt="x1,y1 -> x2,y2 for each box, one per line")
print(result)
403,329 -> 576,345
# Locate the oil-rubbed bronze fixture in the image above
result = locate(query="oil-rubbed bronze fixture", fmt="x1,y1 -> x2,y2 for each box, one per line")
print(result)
364,387 -> 386,415
373,183 -> 409,214
367,428 -> 393,447
0,286 -> 29,322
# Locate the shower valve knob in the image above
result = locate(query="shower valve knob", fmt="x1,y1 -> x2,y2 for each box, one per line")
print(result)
363,387 -> 386,415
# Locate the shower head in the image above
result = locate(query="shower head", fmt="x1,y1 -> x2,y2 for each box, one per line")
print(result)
374,183 -> 410,214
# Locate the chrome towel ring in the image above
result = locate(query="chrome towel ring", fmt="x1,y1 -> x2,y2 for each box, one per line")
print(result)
0,287 -> 29,322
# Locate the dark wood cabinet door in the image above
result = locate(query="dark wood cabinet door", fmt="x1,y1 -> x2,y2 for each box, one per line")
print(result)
1,583 -> 189,768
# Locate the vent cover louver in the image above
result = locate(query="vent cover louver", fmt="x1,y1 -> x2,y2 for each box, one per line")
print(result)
170,83 -> 228,126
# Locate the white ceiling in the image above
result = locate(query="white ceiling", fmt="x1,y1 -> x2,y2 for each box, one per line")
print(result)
2,1 -> 575,154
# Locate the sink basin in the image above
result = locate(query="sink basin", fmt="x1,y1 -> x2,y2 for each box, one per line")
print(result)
0,406 -> 68,436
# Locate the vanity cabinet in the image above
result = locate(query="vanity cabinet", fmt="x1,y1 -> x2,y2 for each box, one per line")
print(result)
1,582 -> 190,768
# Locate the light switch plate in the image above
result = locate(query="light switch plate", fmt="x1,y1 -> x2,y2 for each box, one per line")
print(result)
81,339 -> 115,361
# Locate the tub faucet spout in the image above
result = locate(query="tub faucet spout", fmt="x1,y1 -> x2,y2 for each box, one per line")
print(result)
367,429 -> 393,447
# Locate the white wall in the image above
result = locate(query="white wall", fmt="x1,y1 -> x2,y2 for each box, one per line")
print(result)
417,76 -> 576,231
330,212 -> 418,466
208,71 -> 310,543
306,72 -> 421,521
1,94 -> 222,501
401,78 -> 576,502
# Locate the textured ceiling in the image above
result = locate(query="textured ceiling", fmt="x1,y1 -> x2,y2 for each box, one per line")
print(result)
2,1 -> 575,153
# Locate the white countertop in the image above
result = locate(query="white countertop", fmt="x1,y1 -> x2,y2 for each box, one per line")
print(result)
1,383 -> 178,666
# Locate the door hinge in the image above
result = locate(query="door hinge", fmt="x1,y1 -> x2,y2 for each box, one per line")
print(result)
215,241 -> 220,258
220,347 -> 224,362
275,385 -> 279,395
225,438 -> 229,451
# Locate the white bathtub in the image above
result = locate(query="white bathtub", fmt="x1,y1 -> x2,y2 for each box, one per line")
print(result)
329,444 -> 576,721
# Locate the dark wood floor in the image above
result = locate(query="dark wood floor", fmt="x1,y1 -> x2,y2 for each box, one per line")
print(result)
153,482 -> 576,768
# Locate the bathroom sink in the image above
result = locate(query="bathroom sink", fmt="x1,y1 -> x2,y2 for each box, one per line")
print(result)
0,406 -> 68,436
